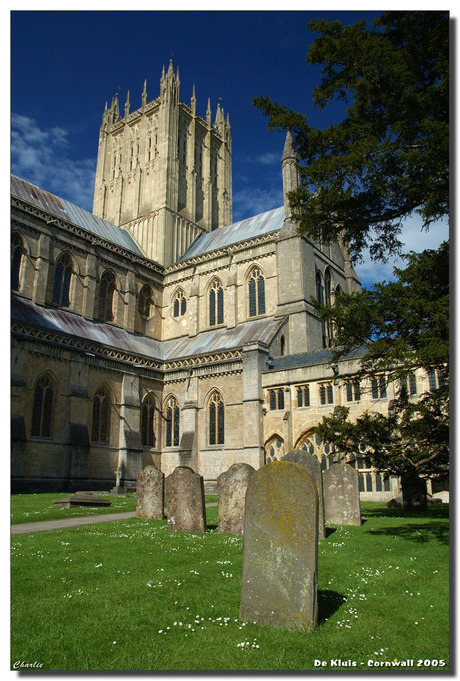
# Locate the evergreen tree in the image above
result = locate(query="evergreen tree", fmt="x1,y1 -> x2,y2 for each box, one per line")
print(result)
315,243 -> 449,509
253,11 -> 449,262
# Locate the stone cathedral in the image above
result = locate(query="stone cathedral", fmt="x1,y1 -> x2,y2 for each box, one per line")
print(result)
13,61 -> 434,499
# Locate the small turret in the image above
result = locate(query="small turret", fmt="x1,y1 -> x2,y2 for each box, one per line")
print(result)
191,84 -> 196,114
281,130 -> 299,220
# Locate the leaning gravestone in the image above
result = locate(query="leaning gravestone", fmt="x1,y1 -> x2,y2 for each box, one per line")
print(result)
240,460 -> 318,632
323,461 -> 361,526
282,450 -> 326,539
136,466 -> 164,519
165,466 -> 206,532
217,463 -> 255,535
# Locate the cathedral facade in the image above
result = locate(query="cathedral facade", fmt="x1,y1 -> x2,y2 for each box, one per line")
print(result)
12,62 -> 429,499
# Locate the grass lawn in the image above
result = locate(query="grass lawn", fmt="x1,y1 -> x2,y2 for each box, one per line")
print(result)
10,500 -> 449,671
10,493 -> 219,524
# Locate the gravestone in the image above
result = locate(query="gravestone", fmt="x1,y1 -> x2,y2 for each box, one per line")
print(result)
136,466 -> 164,519
240,460 -> 318,632
282,450 -> 325,539
217,463 -> 255,535
165,466 -> 206,532
53,492 -> 111,508
323,462 -> 361,526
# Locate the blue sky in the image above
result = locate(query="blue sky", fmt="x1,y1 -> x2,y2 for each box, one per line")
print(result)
10,9 -> 449,287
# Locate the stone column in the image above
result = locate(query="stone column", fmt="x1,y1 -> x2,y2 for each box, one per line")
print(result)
117,373 -> 143,488
242,342 -> 270,468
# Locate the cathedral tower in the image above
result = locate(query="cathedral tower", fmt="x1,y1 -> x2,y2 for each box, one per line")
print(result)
92,61 -> 232,265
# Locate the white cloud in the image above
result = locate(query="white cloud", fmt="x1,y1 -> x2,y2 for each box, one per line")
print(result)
232,186 -> 284,221
355,213 -> 450,287
11,113 -> 96,212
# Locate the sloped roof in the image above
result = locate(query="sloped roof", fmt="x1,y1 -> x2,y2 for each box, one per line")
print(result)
180,206 -> 285,260
11,295 -> 286,363
11,174 -> 144,256
163,316 -> 286,360
267,346 -> 367,372
11,295 -> 163,361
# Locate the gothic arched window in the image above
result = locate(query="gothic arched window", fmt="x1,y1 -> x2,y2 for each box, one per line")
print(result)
315,271 -> 323,304
92,385 -> 111,443
141,393 -> 156,447
31,374 -> 54,437
52,253 -> 73,307
173,288 -> 187,318
209,278 -> 224,326
11,233 -> 25,292
248,266 -> 266,317
165,396 -> 180,447
324,268 -> 334,347
208,391 -> 225,445
138,284 -> 154,319
265,436 -> 285,463
98,270 -> 116,322
297,431 -> 336,471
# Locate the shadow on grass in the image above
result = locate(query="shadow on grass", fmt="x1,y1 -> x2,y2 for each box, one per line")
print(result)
366,521 -> 449,544
318,590 -> 346,625
325,527 -> 337,538
361,504 -> 449,521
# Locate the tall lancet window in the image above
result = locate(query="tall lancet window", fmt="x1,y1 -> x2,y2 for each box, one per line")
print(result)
98,270 -> 116,322
165,396 -> 180,447
209,278 -> 224,326
31,374 -> 54,438
208,391 -> 225,445
11,233 -> 25,292
248,266 -> 266,317
52,253 -> 73,307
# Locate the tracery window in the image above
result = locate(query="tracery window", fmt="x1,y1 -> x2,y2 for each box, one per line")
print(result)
52,253 -> 73,307
141,393 -> 156,447
298,432 -> 336,471
265,436 -> 284,463
173,288 -> 187,318
98,270 -> 116,322
248,266 -> 266,317
31,374 -> 54,437
209,278 -> 224,326
208,391 -> 225,445
165,396 -> 180,447
11,233 -> 25,291
138,284 -> 154,319
92,386 -> 111,443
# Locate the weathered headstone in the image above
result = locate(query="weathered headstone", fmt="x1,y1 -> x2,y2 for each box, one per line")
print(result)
217,463 -> 255,535
136,466 -> 164,519
53,492 -> 111,509
165,466 -> 206,532
240,460 -> 318,631
282,449 -> 326,539
323,462 -> 361,526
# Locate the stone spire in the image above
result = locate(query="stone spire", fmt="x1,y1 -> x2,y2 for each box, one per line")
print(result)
141,79 -> 147,108
124,90 -> 130,118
